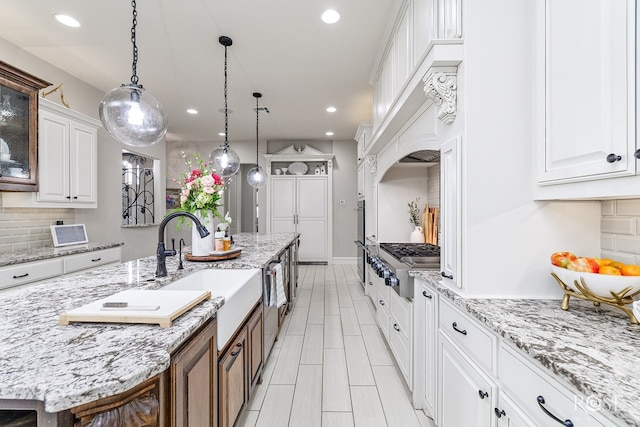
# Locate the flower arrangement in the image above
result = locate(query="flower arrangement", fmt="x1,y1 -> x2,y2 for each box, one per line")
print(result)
408,197 -> 422,227
172,152 -> 226,222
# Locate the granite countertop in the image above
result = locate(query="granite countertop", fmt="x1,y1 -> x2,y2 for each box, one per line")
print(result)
0,232 -> 298,413
412,271 -> 640,426
0,242 -> 124,268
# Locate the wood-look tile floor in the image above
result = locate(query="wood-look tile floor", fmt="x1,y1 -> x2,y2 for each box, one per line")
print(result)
238,264 -> 437,427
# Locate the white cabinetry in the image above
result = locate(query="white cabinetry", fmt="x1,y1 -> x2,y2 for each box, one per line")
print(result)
3,99 -> 100,208
415,279 -> 614,426
440,136 -> 461,288
269,176 -> 328,263
374,275 -> 413,389
413,279 -> 438,419
499,344 -> 605,427
0,247 -> 121,293
438,334 -> 494,427
535,0 -> 638,198
388,290 -> 413,388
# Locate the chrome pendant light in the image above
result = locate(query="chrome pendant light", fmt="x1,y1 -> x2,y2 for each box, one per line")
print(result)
210,36 -> 240,177
247,92 -> 268,188
99,0 -> 168,147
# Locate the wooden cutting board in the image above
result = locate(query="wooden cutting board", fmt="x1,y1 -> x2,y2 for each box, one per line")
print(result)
59,289 -> 211,328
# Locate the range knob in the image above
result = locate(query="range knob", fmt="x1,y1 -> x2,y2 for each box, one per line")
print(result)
382,269 -> 391,279
377,266 -> 388,278
385,274 -> 399,287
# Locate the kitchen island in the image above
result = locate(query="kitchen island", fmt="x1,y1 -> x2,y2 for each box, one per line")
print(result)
0,232 -> 298,420
412,270 -> 640,426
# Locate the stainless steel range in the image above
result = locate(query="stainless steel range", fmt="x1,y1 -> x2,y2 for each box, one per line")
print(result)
369,243 -> 440,298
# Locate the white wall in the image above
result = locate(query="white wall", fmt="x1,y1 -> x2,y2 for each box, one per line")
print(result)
0,37 -> 167,262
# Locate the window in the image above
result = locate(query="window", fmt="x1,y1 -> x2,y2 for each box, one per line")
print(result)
122,151 -> 156,226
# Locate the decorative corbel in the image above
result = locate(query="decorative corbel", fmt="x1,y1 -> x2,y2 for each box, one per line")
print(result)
365,155 -> 377,174
423,67 -> 457,124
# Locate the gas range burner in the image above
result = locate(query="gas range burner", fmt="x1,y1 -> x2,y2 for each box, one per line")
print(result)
378,243 -> 440,261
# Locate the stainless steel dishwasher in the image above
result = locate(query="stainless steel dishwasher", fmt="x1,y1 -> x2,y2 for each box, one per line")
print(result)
263,258 -> 281,359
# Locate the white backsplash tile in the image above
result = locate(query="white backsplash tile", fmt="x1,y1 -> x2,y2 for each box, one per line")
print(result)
600,199 -> 640,261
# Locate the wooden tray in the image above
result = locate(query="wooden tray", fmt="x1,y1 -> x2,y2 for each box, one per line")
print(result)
59,289 -> 211,328
185,248 -> 241,262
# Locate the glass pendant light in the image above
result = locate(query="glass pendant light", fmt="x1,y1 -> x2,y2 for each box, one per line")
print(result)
210,36 -> 240,177
247,92 -> 268,188
99,0 -> 167,147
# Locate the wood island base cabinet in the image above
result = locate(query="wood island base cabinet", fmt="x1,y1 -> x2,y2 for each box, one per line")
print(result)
218,300 -> 264,427
171,319 -> 217,427
57,374 -> 167,427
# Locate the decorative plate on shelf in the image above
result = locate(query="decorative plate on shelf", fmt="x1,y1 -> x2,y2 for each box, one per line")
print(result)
288,162 -> 308,175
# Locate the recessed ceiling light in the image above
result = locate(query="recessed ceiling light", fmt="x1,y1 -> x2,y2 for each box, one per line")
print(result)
218,132 -> 226,137
321,9 -> 340,24
54,13 -> 80,28
326,131 -> 334,136
186,108 -> 198,115
326,106 -> 337,113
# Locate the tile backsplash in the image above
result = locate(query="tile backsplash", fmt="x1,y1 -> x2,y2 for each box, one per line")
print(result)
0,207 -> 74,251
601,200 -> 640,264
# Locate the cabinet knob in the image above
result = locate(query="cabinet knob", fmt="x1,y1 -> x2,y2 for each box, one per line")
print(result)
537,396 -> 574,427
478,390 -> 488,399
606,153 -> 622,163
494,408 -> 506,418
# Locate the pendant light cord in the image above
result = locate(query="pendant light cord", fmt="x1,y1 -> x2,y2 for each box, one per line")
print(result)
223,43 -> 229,147
255,95 -> 260,166
130,0 -> 139,86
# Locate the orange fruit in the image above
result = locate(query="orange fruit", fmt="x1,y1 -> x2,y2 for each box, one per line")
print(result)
599,265 -> 622,275
621,264 -> 640,276
593,258 -> 613,268
607,261 -> 624,269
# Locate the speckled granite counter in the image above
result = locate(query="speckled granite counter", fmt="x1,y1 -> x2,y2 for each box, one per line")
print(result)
0,242 -> 124,267
0,232 -> 298,413
412,271 -> 640,426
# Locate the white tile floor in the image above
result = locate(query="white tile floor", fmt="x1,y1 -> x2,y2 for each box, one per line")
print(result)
237,264 -> 437,427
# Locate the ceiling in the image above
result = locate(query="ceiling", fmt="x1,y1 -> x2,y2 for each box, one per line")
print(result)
0,0 -> 398,144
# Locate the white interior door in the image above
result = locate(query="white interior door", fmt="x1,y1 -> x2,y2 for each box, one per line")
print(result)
297,177 -> 327,262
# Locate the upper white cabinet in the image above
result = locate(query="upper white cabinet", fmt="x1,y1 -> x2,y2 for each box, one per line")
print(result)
3,99 -> 100,208
535,0 -> 638,198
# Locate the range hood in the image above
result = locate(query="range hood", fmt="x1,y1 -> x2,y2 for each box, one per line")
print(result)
398,150 -> 440,163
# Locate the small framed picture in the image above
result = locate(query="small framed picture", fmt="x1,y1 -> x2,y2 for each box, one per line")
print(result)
50,224 -> 89,247
166,188 -> 181,210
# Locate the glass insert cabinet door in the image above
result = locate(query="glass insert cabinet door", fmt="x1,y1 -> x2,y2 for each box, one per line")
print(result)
0,60 -> 51,192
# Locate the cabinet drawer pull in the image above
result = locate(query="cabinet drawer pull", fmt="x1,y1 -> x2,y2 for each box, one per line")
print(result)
230,342 -> 243,357
379,300 -> 385,306
495,408 -> 505,418
66,196 -> 71,199
634,149 -> 640,159
537,395 -> 574,427
393,323 -> 400,332
91,257 -> 102,262
422,290 -> 433,299
441,271 -> 453,280
452,322 -> 467,335
478,390 -> 488,399
606,153 -> 622,163
73,196 -> 78,199
13,273 -> 29,279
